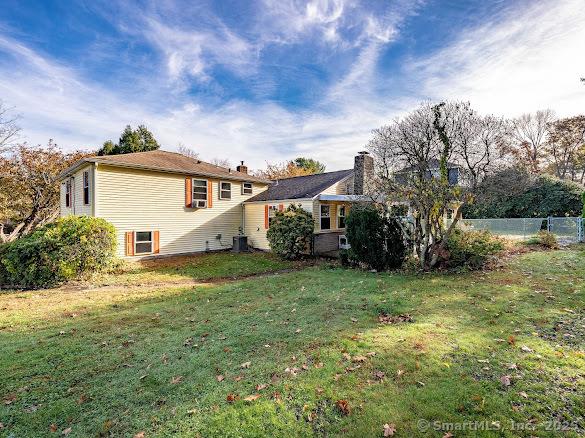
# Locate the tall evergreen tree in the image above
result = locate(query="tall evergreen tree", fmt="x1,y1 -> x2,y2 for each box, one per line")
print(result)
97,125 -> 160,155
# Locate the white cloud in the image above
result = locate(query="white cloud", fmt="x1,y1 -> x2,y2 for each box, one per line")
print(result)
410,0 -> 585,117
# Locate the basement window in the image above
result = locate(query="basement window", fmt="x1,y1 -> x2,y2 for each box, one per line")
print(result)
135,231 -> 153,255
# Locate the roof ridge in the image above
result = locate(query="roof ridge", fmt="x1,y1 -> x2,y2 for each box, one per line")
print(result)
273,168 -> 353,181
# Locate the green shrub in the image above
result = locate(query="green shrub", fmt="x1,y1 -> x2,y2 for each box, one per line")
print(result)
464,168 -> 583,218
0,216 -> 117,289
445,229 -> 504,270
267,204 -> 314,260
345,205 -> 406,271
526,230 -> 559,249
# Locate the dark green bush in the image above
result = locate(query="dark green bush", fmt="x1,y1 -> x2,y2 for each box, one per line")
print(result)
445,229 -> 504,270
0,216 -> 117,289
345,205 -> 406,271
464,168 -> 583,218
267,204 -> 314,260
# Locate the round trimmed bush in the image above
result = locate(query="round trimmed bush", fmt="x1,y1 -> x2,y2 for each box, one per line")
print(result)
267,204 -> 314,259
0,216 -> 117,289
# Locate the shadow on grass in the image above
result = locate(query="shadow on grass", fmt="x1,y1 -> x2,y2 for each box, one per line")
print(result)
0,250 -> 584,437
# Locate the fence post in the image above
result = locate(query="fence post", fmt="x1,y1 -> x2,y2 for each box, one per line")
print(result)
579,217 -> 584,242
547,216 -> 552,232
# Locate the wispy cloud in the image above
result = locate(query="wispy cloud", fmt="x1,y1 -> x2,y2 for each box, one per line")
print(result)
410,0 -> 585,116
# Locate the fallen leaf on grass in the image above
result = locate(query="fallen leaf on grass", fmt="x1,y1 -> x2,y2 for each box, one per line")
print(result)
350,317 -> 358,323
244,394 -> 261,402
335,399 -> 351,416
396,369 -> 405,378
519,391 -> 528,399
241,361 -> 251,369
216,375 -> 225,382
314,362 -> 324,368
3,394 -> 16,405
378,313 -> 413,324
383,423 -> 396,436
366,351 -> 376,357
521,346 -> 533,353
255,383 -> 268,391
295,328 -> 302,334
342,352 -> 351,361
443,433 -> 453,438
226,393 -> 238,403
50,424 -> 58,432
352,355 -> 368,363
170,376 -> 183,385
62,427 -> 72,435
133,432 -> 146,438
373,371 -> 385,380
500,375 -> 511,387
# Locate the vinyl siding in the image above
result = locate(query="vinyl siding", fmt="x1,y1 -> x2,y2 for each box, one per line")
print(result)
94,165 -> 267,257
244,200 -> 313,250
320,175 -> 353,195
60,164 -> 94,217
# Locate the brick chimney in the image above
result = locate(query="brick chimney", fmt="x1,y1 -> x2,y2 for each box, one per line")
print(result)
353,151 -> 373,195
236,161 -> 248,174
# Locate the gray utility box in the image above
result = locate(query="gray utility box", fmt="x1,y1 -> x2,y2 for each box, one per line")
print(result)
232,235 -> 248,252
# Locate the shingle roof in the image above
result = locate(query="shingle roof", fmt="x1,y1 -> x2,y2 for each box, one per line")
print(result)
245,169 -> 354,202
60,150 -> 269,183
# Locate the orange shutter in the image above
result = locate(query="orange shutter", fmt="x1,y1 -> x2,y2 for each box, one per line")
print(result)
278,204 -> 284,212
125,231 -> 134,256
207,180 -> 213,208
153,231 -> 160,254
264,205 -> 269,229
185,178 -> 192,208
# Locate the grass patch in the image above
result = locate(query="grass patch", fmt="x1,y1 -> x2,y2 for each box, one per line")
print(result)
88,251 -> 297,286
0,249 -> 584,437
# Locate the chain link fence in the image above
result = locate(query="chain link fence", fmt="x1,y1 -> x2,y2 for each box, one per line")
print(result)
455,217 -> 584,243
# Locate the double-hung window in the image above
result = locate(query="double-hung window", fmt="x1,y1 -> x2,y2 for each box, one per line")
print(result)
220,181 -> 232,200
338,205 -> 346,229
83,171 -> 90,205
65,179 -> 72,207
320,204 -> 331,230
242,182 -> 253,195
135,231 -> 153,255
192,179 -> 208,208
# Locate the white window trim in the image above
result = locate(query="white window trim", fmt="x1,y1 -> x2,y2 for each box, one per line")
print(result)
192,178 -> 208,208
320,203 -> 331,230
219,181 -> 232,200
242,181 -> 253,195
134,230 -> 154,255
83,171 -> 90,206
65,179 -> 72,208
337,205 -> 346,229
268,204 -> 279,225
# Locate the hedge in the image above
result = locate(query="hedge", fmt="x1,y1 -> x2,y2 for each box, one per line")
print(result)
0,216 -> 117,289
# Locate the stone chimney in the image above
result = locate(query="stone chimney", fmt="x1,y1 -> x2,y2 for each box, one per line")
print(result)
353,151 -> 373,195
236,161 -> 248,174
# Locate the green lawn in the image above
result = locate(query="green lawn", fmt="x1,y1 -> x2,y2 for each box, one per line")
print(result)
88,251 -> 297,286
1,249 -> 584,437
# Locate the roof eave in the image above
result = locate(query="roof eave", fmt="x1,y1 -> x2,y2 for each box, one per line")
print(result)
86,159 -> 271,184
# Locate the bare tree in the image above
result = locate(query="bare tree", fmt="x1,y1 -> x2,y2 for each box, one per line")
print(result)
509,109 -> 555,173
177,144 -> 200,159
210,157 -> 232,168
546,115 -> 585,182
368,101 -> 504,269
0,100 -> 21,154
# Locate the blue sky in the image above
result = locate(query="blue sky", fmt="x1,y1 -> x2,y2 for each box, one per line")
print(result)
0,0 -> 584,170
